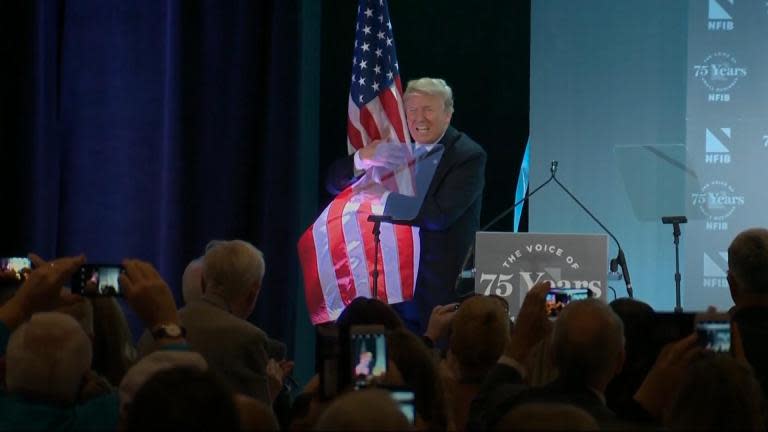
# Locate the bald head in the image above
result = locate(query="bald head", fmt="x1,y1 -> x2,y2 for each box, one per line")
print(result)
728,228 -> 768,298
552,299 -> 624,389
314,389 -> 410,430
6,312 -> 93,403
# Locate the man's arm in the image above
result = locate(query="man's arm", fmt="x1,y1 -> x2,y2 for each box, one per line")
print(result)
386,147 -> 486,230
0,255 -> 86,355
326,140 -> 408,195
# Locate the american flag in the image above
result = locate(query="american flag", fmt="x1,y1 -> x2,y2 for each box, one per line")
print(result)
298,0 -> 419,325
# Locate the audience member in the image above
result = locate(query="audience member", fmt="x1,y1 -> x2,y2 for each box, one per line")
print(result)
664,355 -> 765,430
385,327 -> 448,430
500,299 -> 626,428
138,239 -> 286,404
6,312 -> 94,402
442,295 -> 508,429
90,297 -> 137,386
521,335 -> 558,387
314,388 -> 410,431
467,281 -> 551,431
0,255 -> 189,430
605,298 -> 657,418
727,227 -> 768,396
181,256 -> 204,305
470,283 -> 631,429
234,393 -> 280,431
422,302 -> 459,349
335,296 -> 405,331
123,367 -> 240,431
118,350 -> 208,420
53,299 -> 117,402
495,402 -> 599,431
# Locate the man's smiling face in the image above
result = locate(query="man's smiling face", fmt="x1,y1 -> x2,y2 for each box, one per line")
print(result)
405,92 -> 452,144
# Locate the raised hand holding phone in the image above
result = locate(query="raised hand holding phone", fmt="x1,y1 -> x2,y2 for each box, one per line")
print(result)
0,254 -> 84,329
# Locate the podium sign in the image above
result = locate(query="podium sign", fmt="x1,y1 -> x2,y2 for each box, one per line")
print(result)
475,232 -> 608,318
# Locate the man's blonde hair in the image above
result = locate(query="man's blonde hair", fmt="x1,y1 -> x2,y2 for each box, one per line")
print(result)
404,77 -> 454,114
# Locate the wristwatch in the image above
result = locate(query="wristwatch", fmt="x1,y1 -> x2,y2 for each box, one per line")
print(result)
151,323 -> 186,340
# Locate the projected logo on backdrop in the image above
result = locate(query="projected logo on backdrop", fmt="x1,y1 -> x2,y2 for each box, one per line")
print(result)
705,128 -> 732,164
703,251 -> 729,289
691,180 -> 745,231
708,0 -> 734,31
693,52 -> 748,102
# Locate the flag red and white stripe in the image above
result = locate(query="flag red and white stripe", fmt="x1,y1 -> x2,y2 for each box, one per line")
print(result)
298,0 -> 419,324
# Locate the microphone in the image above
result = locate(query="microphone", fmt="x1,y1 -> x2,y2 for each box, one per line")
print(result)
550,160 -> 558,176
615,249 -> 632,299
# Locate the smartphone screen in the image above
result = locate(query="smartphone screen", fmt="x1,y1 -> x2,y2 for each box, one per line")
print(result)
70,264 -> 124,296
0,257 -> 32,281
384,387 -> 416,425
546,288 -> 590,318
696,320 -> 731,353
350,325 -> 387,388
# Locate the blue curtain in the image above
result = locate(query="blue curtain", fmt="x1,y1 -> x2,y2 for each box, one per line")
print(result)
0,0 -> 302,348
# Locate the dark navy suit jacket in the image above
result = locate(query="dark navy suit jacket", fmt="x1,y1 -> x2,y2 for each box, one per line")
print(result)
326,126 -> 486,332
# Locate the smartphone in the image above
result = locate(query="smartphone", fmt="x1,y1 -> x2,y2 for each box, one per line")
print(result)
70,264 -> 124,296
380,385 -> 416,425
350,325 -> 388,388
546,288 -> 590,318
0,257 -> 33,281
695,312 -> 731,353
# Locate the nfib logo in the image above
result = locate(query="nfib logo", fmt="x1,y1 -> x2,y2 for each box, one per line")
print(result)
708,0 -> 734,31
705,128 -> 731,164
703,251 -> 729,288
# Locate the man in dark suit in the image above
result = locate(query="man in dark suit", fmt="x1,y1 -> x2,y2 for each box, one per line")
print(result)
326,77 -> 486,333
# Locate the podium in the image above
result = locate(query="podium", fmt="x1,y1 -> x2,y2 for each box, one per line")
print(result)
474,232 -> 608,318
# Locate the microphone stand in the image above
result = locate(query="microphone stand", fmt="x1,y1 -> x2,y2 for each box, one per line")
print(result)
367,215 -> 392,300
456,160 -> 634,299
454,162 -> 556,293
662,216 -> 687,312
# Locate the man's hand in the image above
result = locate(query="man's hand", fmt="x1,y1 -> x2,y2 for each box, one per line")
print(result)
633,333 -> 703,419
266,358 -> 295,403
506,281 -> 552,362
119,259 -> 179,330
351,182 -> 389,205
424,303 -> 459,344
0,254 -> 85,329
358,139 -> 408,171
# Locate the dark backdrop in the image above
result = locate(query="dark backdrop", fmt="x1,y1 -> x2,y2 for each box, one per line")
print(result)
0,0 -> 305,349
